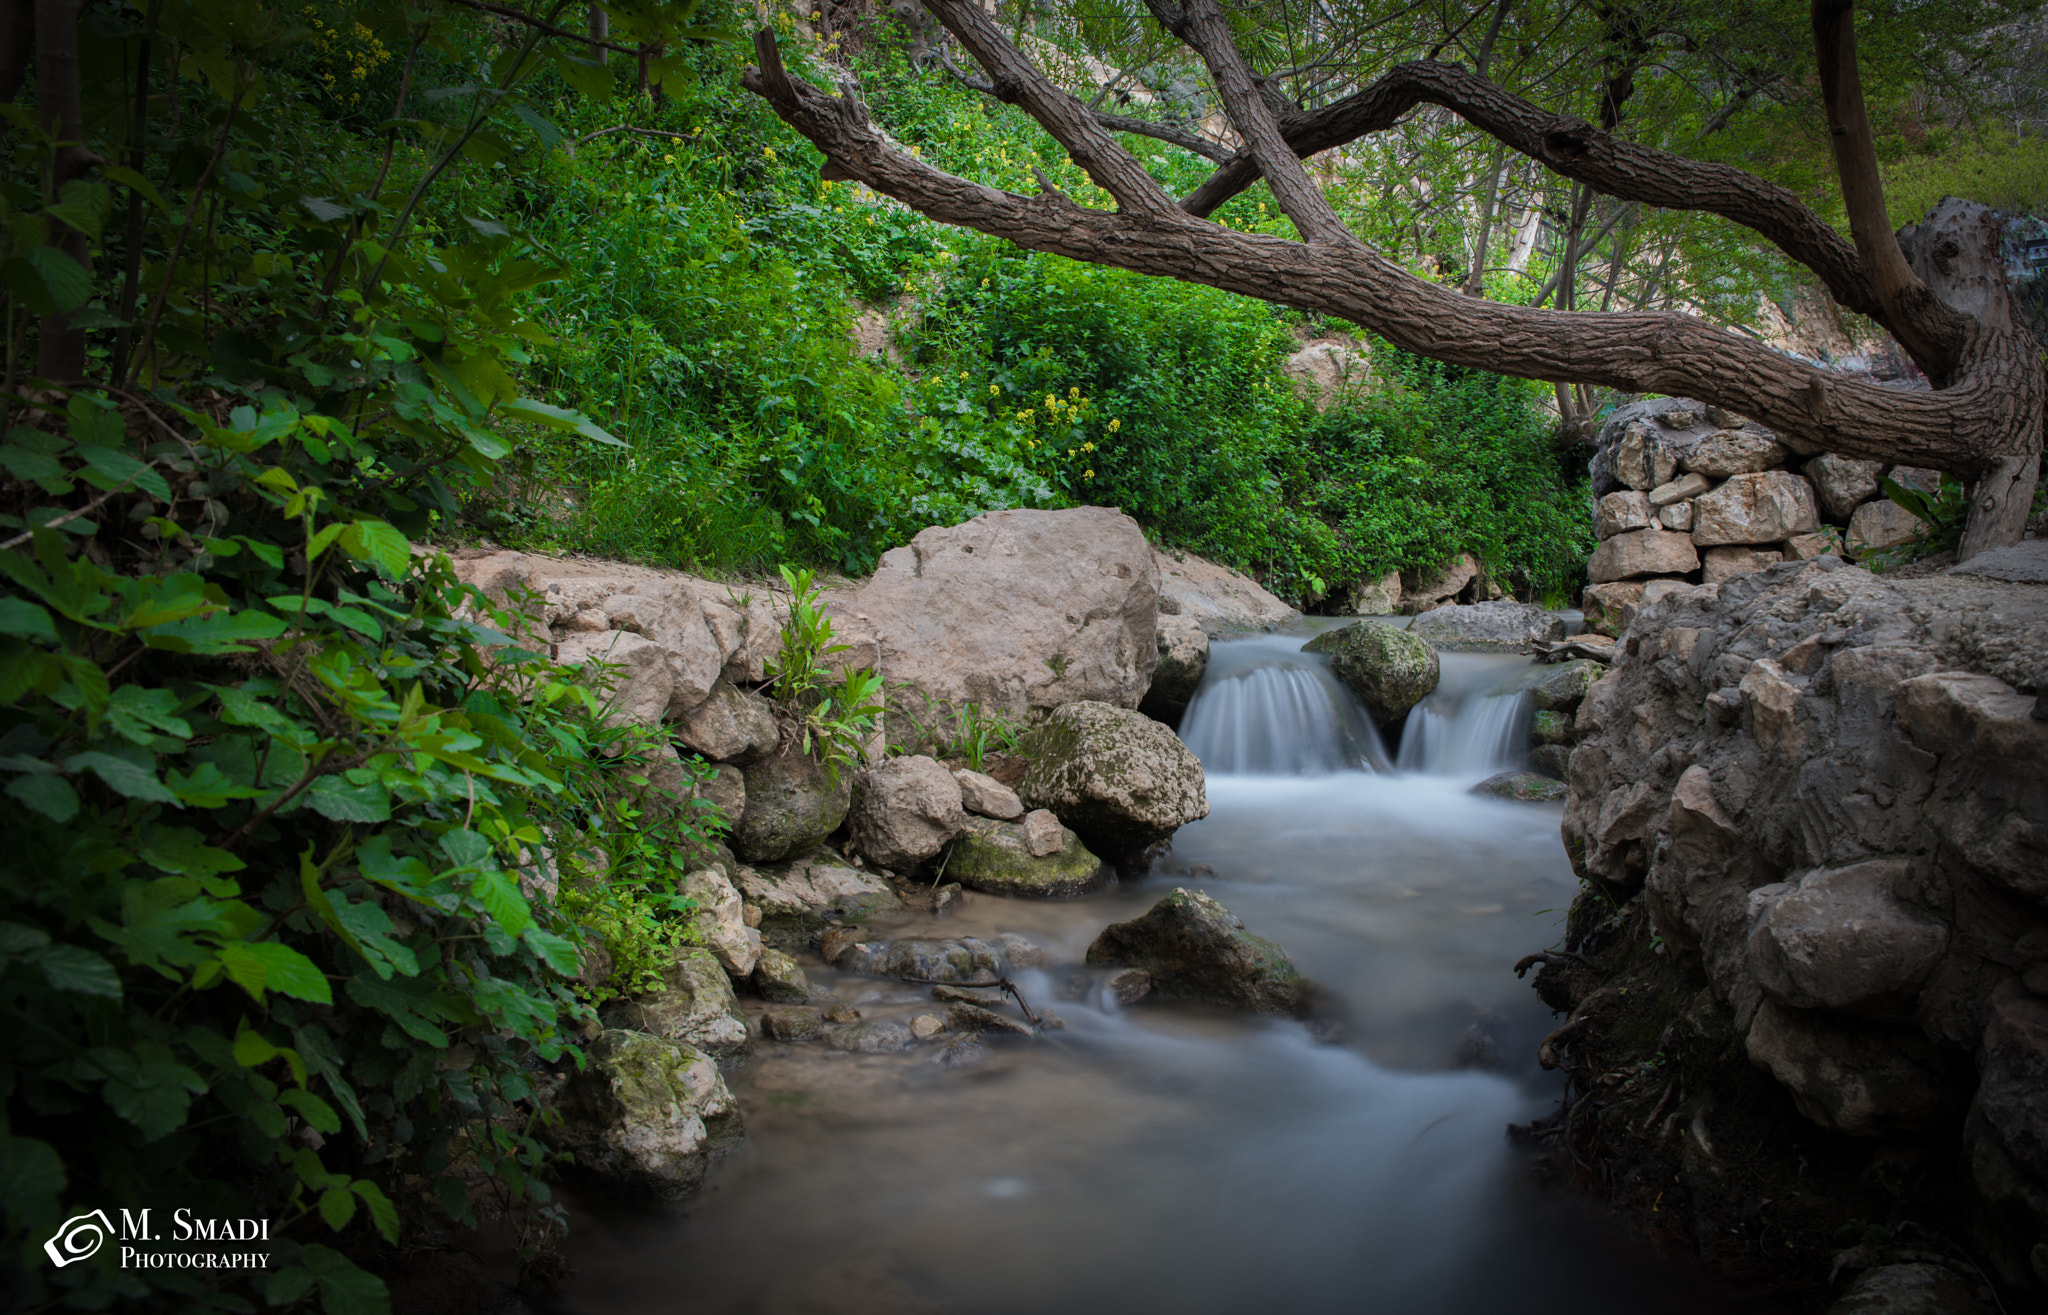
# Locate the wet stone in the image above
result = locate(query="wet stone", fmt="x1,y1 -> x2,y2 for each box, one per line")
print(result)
825,1018 -> 916,1053
1106,968 -> 1153,1005
935,1035 -> 987,1068
947,1003 -> 1035,1036
751,947 -> 817,1004
761,1006 -> 824,1042
996,931 -> 1052,969
910,1013 -> 947,1039
1470,771 -> 1568,802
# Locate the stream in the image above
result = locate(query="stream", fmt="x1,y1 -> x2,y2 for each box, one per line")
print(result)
558,625 -> 1756,1314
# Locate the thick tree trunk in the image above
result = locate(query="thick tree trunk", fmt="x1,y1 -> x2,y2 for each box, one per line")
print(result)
745,2 -> 2043,550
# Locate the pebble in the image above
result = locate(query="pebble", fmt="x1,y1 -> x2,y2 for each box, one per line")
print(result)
910,1013 -> 946,1039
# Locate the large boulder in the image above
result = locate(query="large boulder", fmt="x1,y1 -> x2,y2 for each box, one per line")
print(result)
1587,528 -> 1700,583
553,630 -> 679,729
1301,622 -> 1439,723
1342,570 -> 1404,616
1405,600 -> 1567,653
1846,499 -> 1925,559
1589,397 -> 1764,495
1683,429 -> 1786,478
944,814 -> 1109,898
1152,546 -> 1296,634
827,507 -> 1161,720
602,948 -> 752,1059
1580,581 -> 1646,636
1014,701 -> 1208,863
733,745 -> 852,863
1701,545 -> 1783,585
1596,491 -> 1652,539
549,1029 -> 740,1203
1085,888 -> 1307,1015
1139,612 -> 1209,723
1531,660 -> 1605,713
736,852 -> 904,949
1744,1000 -> 1957,1137
1691,471 -> 1820,546
1400,554 -> 1480,611
847,755 -> 967,871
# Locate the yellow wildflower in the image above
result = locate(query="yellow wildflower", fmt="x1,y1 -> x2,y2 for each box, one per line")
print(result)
1068,386 -> 1080,399
1083,469 -> 1094,479
1045,394 -> 1057,408
1108,418 -> 1120,432
764,146 -> 777,159
989,384 -> 1000,396
1082,441 -> 1094,452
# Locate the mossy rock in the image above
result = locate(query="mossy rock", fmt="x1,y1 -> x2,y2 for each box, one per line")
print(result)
1085,888 -> 1307,1016
944,816 -> 1109,898
1531,659 -> 1606,713
1300,622 -> 1439,724
1530,709 -> 1575,746
1012,701 -> 1207,864
733,745 -> 851,863
1471,770 -> 1568,802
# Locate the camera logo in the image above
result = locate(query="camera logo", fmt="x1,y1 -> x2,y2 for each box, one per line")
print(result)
44,1210 -> 115,1268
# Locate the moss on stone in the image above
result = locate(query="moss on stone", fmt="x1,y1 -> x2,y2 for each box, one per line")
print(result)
1301,622 -> 1440,723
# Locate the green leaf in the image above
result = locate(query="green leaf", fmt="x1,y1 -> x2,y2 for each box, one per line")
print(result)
280,1088 -> 342,1135
73,444 -> 171,501
39,944 -> 122,997
350,1180 -> 400,1243
306,776 -> 391,823
65,750 -> 178,804
103,165 -> 169,213
469,869 -> 532,937
498,396 -> 625,447
299,194 -> 351,222
218,941 -> 333,1005
342,519 -> 411,579
6,773 -> 78,821
523,927 -> 580,977
44,179 -> 112,241
90,1050 -> 205,1140
438,829 -> 493,870
0,1133 -> 66,1217
143,609 -> 289,654
319,1184 -> 357,1231
0,597 -> 58,640
301,1243 -> 391,1315
23,245 -> 91,314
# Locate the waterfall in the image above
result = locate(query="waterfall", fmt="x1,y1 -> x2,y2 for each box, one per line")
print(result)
1393,689 -> 1532,776
1179,633 -> 1389,776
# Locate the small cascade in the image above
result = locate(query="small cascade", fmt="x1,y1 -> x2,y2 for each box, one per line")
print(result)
1393,689 -> 1532,776
1178,632 -> 1389,776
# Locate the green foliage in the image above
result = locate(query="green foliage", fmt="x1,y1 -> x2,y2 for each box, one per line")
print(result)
1862,472 -> 1970,567
0,2 -> 730,1310
763,566 -> 885,781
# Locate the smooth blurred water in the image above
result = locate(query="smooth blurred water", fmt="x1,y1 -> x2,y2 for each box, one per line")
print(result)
557,632 -> 1757,1315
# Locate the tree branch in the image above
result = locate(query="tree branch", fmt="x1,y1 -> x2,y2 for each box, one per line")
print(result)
937,47 -> 1233,163
1811,0 -> 1972,379
739,47 -> 2042,480
1164,0 -> 1352,245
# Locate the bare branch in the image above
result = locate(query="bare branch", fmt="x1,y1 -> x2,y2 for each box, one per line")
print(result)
1167,0 -> 1352,244
938,46 -> 1232,163
919,0 -> 1176,217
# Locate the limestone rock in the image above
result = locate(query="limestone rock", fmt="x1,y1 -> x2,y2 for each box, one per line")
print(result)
1611,420 -> 1682,491
685,865 -> 760,979
1086,888 -> 1307,1015
1683,430 -> 1786,477
1648,472 -> 1712,508
952,768 -> 1023,820
1301,622 -> 1440,723
1807,453 -> 1885,521
1746,859 -> 1947,1020
1141,612 -> 1209,721
867,937 -> 1004,984
1826,1263 -> 1979,1315
1976,983 -> 2048,1186
1106,968 -> 1153,1004
554,630 -> 676,729
1657,501 -> 1694,532
1401,554 -> 1480,610
1406,599 -> 1567,653
1596,491 -> 1651,539
550,1029 -> 739,1203
1020,808 -> 1064,856
1529,744 -> 1572,779
1746,1001 -> 1956,1137
761,1006 -> 824,1041
1532,660 -> 1605,713
995,932 -> 1051,968
848,755 -> 968,871
684,762 -> 745,830
675,679 -> 779,763
1587,529 -> 1701,583
1702,545 -> 1783,585
1580,581 -> 1646,636
1782,533 -> 1834,561
602,948 -> 751,1059
1014,701 -> 1208,862
1281,340 -> 1372,409
910,1013 -> 946,1039
1471,771 -> 1568,802
734,746 -> 852,863
947,1002 -> 1035,1036
750,947 -> 817,1004
828,507 -> 1160,720
1846,499 -> 1924,559
1343,570 -> 1404,616
1691,472 -> 1819,547
737,855 -> 905,949
1530,709 -> 1574,746
1893,671 -> 2048,904
1590,398 -> 1741,494
600,592 -> 725,715
1152,546 -> 1296,635
944,814 -> 1108,898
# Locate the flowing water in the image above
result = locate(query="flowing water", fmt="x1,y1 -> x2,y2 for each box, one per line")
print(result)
559,625 -> 1747,1314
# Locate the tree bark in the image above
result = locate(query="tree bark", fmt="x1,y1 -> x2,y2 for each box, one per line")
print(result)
743,3 -> 2043,551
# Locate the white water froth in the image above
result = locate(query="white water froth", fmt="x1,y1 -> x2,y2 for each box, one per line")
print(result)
1178,633 -> 1389,775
